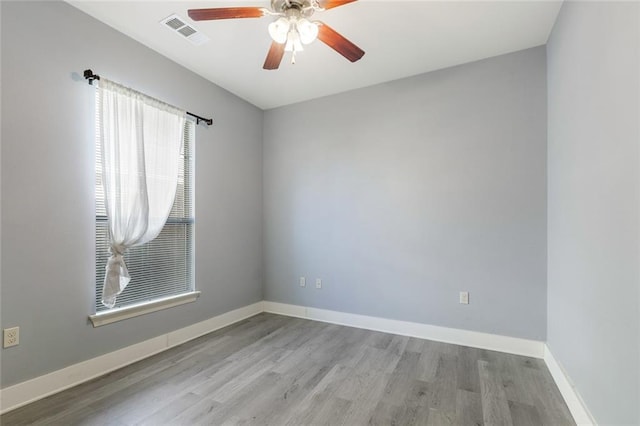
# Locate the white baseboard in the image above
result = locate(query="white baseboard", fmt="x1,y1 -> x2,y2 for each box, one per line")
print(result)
543,344 -> 597,425
0,302 -> 263,414
263,301 -> 545,358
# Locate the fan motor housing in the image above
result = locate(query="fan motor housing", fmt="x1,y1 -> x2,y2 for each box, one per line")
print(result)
271,0 -> 315,16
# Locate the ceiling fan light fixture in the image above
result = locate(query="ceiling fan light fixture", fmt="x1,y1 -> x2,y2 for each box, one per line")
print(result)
268,17 -> 289,43
297,18 -> 318,44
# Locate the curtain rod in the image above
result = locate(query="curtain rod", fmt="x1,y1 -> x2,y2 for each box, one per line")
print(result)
83,69 -> 213,126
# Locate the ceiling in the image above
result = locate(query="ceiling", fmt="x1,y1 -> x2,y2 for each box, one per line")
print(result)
67,0 -> 562,110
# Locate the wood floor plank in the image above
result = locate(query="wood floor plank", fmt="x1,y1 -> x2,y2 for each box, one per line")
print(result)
520,364 -> 575,425
380,350 -> 420,406
168,395 -> 222,424
416,340 -> 446,382
455,389 -> 484,426
405,336 -> 427,353
283,364 -> 354,425
189,343 -> 285,398
478,359 -> 514,426
485,350 -> 535,406
135,391 -> 201,425
407,405 -> 433,425
336,370 -> 389,425
427,408 -> 457,426
368,401 -> 431,426
427,353 -> 458,413
353,344 -> 403,375
0,313 -> 575,426
249,361 -> 333,425
508,400 -> 544,426
206,348 -> 291,403
456,346 -> 483,393
307,397 -> 353,426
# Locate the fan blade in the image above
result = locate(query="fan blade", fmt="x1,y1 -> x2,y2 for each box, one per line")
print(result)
317,22 -> 365,63
263,41 -> 285,70
319,0 -> 358,10
188,7 -> 264,21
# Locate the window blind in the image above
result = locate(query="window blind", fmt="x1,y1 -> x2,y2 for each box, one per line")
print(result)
95,105 -> 195,312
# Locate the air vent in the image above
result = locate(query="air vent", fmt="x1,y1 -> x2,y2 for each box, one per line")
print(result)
165,17 -> 185,30
178,26 -> 197,38
160,14 -> 209,46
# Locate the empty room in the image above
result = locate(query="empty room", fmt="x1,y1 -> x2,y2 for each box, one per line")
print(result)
0,0 -> 638,425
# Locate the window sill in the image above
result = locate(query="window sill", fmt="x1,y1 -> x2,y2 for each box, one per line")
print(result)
89,291 -> 201,327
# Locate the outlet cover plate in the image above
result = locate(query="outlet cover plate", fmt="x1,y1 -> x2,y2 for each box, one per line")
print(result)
4,327 -> 19,348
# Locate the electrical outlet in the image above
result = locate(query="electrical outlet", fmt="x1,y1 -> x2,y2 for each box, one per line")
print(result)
4,327 -> 19,348
299,277 -> 306,287
316,279 -> 322,289
459,291 -> 469,305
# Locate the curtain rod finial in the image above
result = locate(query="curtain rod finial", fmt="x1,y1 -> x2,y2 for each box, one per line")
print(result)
84,69 -> 100,85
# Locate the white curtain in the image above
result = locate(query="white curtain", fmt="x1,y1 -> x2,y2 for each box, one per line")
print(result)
98,78 -> 186,308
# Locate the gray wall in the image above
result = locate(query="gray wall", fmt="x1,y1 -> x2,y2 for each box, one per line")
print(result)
547,2 -> 639,424
263,47 -> 548,340
0,1 -> 263,387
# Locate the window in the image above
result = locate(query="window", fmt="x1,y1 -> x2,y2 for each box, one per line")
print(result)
95,116 -> 195,313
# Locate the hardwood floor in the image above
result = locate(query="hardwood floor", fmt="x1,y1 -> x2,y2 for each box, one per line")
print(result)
1,313 -> 575,425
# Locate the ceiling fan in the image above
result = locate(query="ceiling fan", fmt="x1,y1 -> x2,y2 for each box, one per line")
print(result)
188,0 -> 365,70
